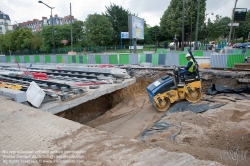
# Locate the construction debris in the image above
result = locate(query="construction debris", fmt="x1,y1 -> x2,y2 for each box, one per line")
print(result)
26,81 -> 45,108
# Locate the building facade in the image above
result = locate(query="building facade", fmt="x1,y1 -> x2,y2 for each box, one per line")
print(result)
0,11 -> 14,34
18,14 -> 76,32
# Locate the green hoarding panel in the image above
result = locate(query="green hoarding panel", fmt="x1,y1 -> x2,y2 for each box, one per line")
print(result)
68,56 -> 72,63
6,56 -> 11,62
95,55 -> 101,64
24,55 -> 30,63
152,54 -> 159,65
45,55 -> 51,63
35,55 -> 40,62
193,51 -> 203,56
119,54 -> 129,64
233,49 -> 242,54
56,55 -> 63,63
246,50 -> 250,57
227,54 -> 244,68
76,55 -> 80,63
179,53 -> 187,66
83,56 -> 87,63
15,56 -> 20,62
184,47 -> 188,52
140,54 -> 146,63
109,55 -> 118,64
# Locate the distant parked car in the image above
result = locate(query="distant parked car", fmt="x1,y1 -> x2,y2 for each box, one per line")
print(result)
204,44 -> 213,50
232,43 -> 241,48
237,42 -> 250,48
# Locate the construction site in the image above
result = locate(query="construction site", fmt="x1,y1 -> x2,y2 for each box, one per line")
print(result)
0,49 -> 249,166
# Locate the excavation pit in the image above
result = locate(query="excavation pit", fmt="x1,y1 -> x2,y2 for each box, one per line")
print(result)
57,68 -> 250,166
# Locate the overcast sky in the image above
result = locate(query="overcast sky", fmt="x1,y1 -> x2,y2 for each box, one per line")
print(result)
1,0 -> 250,27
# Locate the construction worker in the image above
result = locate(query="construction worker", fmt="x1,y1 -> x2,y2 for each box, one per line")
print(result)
180,53 -> 195,82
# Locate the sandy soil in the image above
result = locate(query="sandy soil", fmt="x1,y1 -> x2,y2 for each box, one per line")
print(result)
87,93 -> 250,166
86,95 -> 165,138
60,69 -> 250,166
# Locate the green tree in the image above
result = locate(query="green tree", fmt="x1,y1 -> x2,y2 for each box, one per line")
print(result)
40,25 -> 71,52
72,21 -> 84,46
16,28 -> 35,50
40,26 -> 54,52
1,32 -> 13,54
30,32 -> 43,50
142,23 -> 167,45
40,21 -> 85,52
0,34 -> 3,54
85,14 -> 113,46
160,0 -> 206,47
206,15 -> 231,40
104,3 -> 132,45
143,24 -> 153,44
0,28 -> 34,53
54,25 -> 71,47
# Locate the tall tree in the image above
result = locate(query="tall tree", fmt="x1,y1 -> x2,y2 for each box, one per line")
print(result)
104,3 -> 132,45
72,20 -> 84,45
206,15 -> 231,40
1,32 -> 13,54
143,24 -> 153,44
31,32 -> 43,50
0,34 -> 3,54
40,26 -> 55,52
160,0 -> 206,46
40,24 -> 71,52
147,26 -> 164,45
0,28 -> 34,52
84,14 -> 113,46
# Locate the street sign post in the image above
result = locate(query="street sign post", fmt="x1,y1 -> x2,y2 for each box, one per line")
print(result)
233,8 -> 247,21
120,32 -> 129,50
228,23 -> 239,45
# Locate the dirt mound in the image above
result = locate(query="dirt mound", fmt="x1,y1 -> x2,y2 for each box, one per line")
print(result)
142,98 -> 250,166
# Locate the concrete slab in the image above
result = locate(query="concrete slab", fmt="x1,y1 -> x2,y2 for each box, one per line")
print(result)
41,78 -> 136,114
0,88 -> 27,102
0,63 -> 115,73
0,96 -> 222,166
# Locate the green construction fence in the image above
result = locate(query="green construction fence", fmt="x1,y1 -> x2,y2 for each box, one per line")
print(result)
227,54 -> 245,68
119,54 -> 129,64
0,51 -> 247,68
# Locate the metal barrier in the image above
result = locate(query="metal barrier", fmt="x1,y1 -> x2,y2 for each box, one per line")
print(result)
0,51 -> 244,69
210,53 -> 244,68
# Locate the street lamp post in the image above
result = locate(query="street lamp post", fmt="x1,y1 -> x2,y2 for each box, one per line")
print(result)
18,36 -> 22,55
228,0 -> 238,46
155,29 -> 157,53
181,0 -> 185,51
194,0 -> 201,50
190,17 -> 192,50
70,3 -> 73,52
38,1 -> 55,55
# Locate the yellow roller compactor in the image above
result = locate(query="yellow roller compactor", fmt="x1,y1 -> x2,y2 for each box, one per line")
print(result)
146,50 -> 202,111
